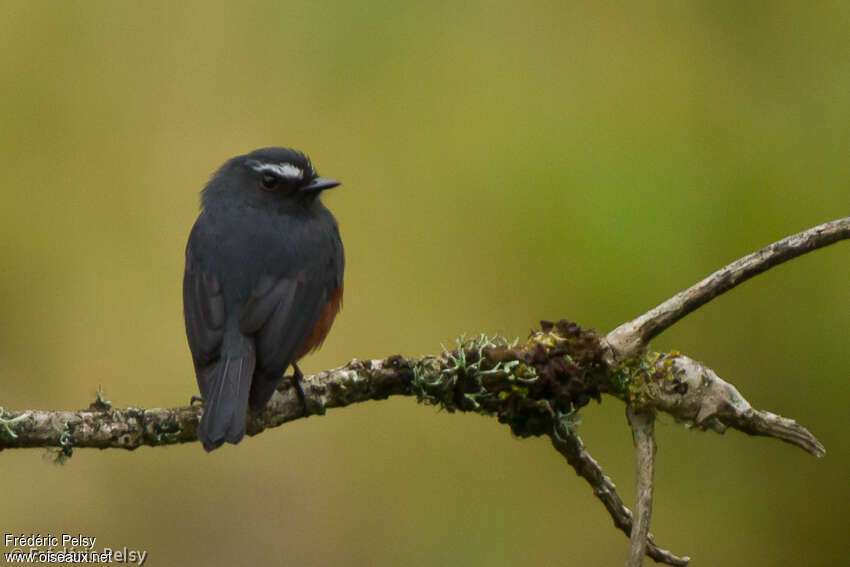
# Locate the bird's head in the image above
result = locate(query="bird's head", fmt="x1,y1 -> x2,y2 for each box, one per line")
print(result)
202,147 -> 340,210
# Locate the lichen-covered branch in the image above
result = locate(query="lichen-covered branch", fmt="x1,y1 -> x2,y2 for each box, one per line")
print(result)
2,219 -> 841,566
0,356 -> 417,453
0,220 -> 840,566
607,216 -> 850,359
0,319 -> 826,566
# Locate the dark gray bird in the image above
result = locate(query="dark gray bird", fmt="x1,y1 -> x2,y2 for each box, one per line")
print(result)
183,147 -> 344,451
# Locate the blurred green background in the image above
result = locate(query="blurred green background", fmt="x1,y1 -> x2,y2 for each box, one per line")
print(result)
1,1 -> 848,565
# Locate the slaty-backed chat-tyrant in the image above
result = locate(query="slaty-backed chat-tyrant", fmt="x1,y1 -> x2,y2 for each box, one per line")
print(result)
183,147 -> 344,451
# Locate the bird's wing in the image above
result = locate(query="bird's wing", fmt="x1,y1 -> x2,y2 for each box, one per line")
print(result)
183,244 -> 226,372
239,262 -> 338,410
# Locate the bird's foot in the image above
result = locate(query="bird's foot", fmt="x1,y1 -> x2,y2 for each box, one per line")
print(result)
291,363 -> 308,416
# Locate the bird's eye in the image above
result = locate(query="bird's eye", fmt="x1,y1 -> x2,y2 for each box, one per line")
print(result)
260,173 -> 280,190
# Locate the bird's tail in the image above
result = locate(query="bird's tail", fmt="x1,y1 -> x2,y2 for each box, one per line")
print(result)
197,336 -> 256,452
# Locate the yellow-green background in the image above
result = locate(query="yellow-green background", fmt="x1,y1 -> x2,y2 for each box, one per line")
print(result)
1,2 -> 848,566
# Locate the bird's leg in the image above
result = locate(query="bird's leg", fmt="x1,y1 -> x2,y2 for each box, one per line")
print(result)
291,362 -> 308,414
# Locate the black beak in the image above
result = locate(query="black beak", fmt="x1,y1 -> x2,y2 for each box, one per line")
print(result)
301,177 -> 341,193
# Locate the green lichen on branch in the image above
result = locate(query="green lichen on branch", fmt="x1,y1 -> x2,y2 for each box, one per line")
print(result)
0,406 -> 32,440
607,350 -> 687,407
411,320 -> 607,438
3,317 -> 820,462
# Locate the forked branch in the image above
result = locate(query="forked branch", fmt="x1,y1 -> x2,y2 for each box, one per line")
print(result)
1,216 -> 846,566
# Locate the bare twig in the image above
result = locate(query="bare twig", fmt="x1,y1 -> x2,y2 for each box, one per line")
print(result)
644,354 -> 825,457
607,216 -> 850,359
626,407 -> 657,567
550,430 -> 688,566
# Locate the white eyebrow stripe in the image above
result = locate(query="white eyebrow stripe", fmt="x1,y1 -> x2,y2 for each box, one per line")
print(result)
247,160 -> 304,180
